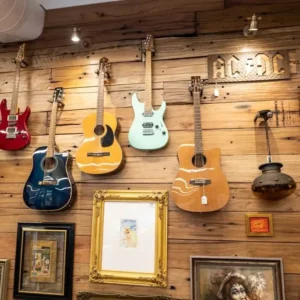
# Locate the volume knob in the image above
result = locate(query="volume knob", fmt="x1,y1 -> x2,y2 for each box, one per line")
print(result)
162,131 -> 166,135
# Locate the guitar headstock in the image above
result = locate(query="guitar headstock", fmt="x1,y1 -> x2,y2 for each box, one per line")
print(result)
143,34 -> 155,54
189,76 -> 205,96
50,87 -> 65,106
96,57 -> 111,80
13,44 -> 27,67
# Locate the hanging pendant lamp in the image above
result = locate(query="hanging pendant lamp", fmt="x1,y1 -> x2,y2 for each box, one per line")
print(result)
252,110 -> 296,200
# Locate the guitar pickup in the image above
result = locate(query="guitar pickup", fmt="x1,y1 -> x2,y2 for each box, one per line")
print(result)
7,115 -> 18,122
143,129 -> 154,135
142,122 -> 154,128
87,152 -> 110,157
38,180 -> 58,186
190,179 -> 211,186
6,127 -> 17,139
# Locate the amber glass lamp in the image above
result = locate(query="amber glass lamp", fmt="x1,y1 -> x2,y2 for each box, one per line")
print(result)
252,110 -> 296,200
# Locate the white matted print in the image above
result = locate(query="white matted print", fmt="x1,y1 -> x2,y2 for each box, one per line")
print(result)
102,201 -> 156,273
90,190 -> 168,287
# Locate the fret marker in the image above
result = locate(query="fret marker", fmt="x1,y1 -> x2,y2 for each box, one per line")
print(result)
201,195 -> 208,205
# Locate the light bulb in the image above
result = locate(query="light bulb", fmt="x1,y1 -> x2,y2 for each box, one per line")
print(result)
71,27 -> 80,42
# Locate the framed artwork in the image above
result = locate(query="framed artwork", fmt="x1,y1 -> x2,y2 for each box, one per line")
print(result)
246,213 -> 273,237
191,256 -> 285,300
13,223 -> 75,300
0,259 -> 9,300
76,292 -> 171,299
89,190 -> 168,287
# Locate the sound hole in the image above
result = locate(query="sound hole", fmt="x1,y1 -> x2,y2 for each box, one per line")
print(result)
94,124 -> 105,136
192,154 -> 207,168
43,157 -> 58,171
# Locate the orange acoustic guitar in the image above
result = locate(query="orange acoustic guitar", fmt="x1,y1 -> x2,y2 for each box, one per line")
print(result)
171,76 -> 230,212
76,57 -> 123,174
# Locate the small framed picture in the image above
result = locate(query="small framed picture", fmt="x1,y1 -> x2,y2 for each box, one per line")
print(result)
90,190 -> 168,287
13,223 -> 75,300
0,259 -> 9,300
191,256 -> 285,300
245,213 -> 273,237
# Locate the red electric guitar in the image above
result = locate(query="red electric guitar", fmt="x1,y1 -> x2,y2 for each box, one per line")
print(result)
0,44 -> 31,151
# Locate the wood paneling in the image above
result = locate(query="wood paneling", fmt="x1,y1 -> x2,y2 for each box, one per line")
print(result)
197,2 -> 300,34
1,1 -> 300,299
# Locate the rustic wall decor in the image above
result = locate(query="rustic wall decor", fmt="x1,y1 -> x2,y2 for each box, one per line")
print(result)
245,213 -> 274,237
208,50 -> 291,83
90,190 -> 168,287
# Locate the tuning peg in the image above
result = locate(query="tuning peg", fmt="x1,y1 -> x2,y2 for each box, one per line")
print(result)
47,98 -> 54,103
95,69 -> 100,75
214,83 -> 219,97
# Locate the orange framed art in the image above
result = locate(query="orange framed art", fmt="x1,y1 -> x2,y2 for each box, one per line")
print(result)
245,213 -> 273,237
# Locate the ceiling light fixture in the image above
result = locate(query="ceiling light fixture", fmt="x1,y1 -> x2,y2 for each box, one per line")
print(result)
71,27 -> 80,43
243,14 -> 262,38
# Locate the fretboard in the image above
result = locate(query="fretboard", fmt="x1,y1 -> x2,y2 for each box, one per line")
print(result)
10,63 -> 21,115
144,50 -> 153,113
96,71 -> 105,126
193,92 -> 203,155
46,101 -> 59,158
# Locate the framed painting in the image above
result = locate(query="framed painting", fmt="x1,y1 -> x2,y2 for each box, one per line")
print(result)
0,259 -> 9,300
76,292 -> 171,299
13,223 -> 75,300
90,190 -> 168,287
246,213 -> 273,237
191,256 -> 285,300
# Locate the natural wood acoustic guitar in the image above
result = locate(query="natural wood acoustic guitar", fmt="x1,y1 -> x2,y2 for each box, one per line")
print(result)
171,76 -> 230,212
76,57 -> 123,174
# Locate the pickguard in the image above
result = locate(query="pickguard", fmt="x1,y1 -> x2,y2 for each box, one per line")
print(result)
101,125 -> 114,147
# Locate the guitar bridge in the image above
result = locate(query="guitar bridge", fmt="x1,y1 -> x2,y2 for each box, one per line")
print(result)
38,180 -> 58,186
190,179 -> 211,186
143,129 -> 154,136
87,152 -> 110,157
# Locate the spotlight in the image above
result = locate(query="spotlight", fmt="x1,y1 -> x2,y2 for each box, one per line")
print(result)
71,27 -> 80,42
243,14 -> 262,38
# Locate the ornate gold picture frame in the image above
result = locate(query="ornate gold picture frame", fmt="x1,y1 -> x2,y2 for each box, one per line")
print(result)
77,292 -> 171,299
0,259 -> 9,300
90,190 -> 168,287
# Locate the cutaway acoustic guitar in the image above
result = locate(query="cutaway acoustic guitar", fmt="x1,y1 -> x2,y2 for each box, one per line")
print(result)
0,44 -> 31,151
23,88 -> 73,211
171,77 -> 230,212
76,57 -> 123,174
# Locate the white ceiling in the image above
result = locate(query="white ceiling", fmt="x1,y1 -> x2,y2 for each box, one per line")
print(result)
39,0 -> 120,10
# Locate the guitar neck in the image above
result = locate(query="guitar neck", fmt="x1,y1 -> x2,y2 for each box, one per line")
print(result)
193,92 -> 203,155
144,50 -> 153,113
96,71 -> 105,126
10,63 -> 21,115
46,101 -> 58,158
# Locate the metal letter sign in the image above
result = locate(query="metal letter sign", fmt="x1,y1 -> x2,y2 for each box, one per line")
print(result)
208,50 -> 290,83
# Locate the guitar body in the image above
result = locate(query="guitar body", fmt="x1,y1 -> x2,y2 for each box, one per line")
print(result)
23,146 -> 72,211
0,99 -> 31,150
172,145 -> 230,212
128,93 -> 169,150
76,111 -> 123,174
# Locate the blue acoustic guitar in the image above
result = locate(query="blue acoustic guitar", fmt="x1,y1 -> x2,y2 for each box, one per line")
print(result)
23,88 -> 73,211
128,35 -> 169,150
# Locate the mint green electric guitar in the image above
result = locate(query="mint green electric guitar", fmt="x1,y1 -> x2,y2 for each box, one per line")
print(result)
128,35 -> 169,150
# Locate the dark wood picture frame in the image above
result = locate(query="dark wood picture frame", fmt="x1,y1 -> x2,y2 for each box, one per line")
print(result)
191,256 -> 285,300
13,222 -> 75,300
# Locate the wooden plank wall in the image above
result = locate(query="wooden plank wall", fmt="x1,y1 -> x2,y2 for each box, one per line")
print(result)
1,0 -> 300,299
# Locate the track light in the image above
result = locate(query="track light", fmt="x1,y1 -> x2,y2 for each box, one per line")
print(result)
243,14 -> 262,37
71,27 -> 80,42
